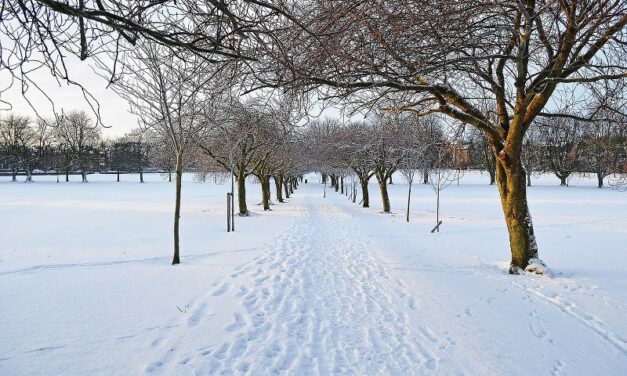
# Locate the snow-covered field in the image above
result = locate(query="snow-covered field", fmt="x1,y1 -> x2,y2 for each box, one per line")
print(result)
1,172 -> 625,375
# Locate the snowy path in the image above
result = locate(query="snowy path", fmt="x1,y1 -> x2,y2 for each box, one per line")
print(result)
144,198 -> 458,374
137,184 -> 627,375
2,175 -> 625,375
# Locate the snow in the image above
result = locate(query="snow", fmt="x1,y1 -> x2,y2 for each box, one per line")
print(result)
1,171 -> 626,375
525,258 -> 549,275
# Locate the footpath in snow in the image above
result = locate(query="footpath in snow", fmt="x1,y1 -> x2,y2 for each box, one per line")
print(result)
140,183 -> 627,375
1,174 -> 626,375
144,199 -> 449,374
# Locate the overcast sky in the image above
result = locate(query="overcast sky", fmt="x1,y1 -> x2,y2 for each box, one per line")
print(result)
0,56 -> 139,138
0,57 -> 352,139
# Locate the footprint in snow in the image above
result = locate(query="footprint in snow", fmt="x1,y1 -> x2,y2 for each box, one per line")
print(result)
213,343 -> 229,359
212,283 -> 230,296
408,297 -> 416,310
529,320 -> 547,339
264,341 -> 281,358
187,303 -> 207,327
236,286 -> 248,297
225,313 -> 246,332
145,361 -> 163,373
552,360 -> 565,375
425,358 -> 438,370
178,357 -> 190,365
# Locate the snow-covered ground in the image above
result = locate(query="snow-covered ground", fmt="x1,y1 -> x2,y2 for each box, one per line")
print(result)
1,172 -> 625,375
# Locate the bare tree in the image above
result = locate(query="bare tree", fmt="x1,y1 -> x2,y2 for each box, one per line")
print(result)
427,123 -> 461,232
249,99 -> 298,211
0,1 -> 295,121
272,133 -> 307,204
346,122 -> 376,208
23,118 -> 55,181
371,114 -> 406,213
583,81 -> 627,188
0,114 -> 33,181
123,128 -> 151,183
582,118 -> 626,188
109,137 -> 131,182
148,132 -> 177,182
199,98 -> 278,216
302,118 -> 355,200
259,0 -> 627,273
53,111 -> 101,182
538,117 -> 583,186
521,124 -> 544,187
398,115 -> 438,222
109,129 -> 151,183
109,44 -> 211,265
468,129 -> 496,185
270,131 -> 305,205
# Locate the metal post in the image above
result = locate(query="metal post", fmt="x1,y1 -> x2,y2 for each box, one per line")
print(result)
227,193 -> 231,232
231,192 -> 235,232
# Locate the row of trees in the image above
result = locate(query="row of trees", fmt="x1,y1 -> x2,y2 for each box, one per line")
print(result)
0,111 -> 174,183
5,110 -> 624,190
3,103 -> 625,267
0,112 -> 100,182
3,0 -> 626,274
305,115 -> 439,209
1,100 -> 309,266
468,117 -> 626,188
307,112 -> 626,228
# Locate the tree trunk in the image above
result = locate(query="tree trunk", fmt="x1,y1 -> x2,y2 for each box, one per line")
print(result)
284,181 -> 290,198
377,176 -> 391,213
340,176 -> 344,194
261,175 -> 271,210
422,170 -> 429,184
526,170 -> 532,187
275,175 -> 284,202
489,168 -> 496,185
435,188 -> 440,232
360,177 -> 370,208
237,168 -> 248,215
406,181 -> 412,222
172,153 -> 183,265
65,170 -> 69,182
11,169 -> 17,182
495,155 -> 539,273
168,170 -> 172,182
389,174 -> 393,184
81,171 -> 88,183
597,172 -> 604,188
140,168 -> 144,183
559,175 -> 567,186
117,170 -> 120,182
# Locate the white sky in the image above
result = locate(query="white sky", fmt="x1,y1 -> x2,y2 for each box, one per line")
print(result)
0,57 -> 140,139
0,60 -> 356,140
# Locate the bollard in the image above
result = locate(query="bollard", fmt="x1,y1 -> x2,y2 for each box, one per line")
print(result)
231,192 -> 235,232
227,193 -> 232,232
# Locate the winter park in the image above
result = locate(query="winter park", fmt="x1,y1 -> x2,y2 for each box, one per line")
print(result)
1,2 -> 626,376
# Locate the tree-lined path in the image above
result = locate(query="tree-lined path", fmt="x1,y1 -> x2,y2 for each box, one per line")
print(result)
142,182 -> 626,375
